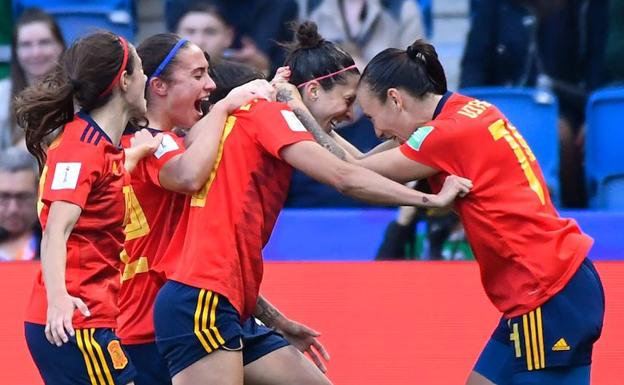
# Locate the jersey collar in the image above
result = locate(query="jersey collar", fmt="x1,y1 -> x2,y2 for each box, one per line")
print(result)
77,110 -> 114,145
432,91 -> 453,120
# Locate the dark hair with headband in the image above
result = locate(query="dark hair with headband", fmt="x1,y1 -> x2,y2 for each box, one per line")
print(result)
359,39 -> 447,103
138,33 -> 192,86
14,31 -> 135,171
282,21 -> 359,91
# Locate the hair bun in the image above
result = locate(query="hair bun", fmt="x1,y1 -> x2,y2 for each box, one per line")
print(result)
296,21 -> 324,49
406,44 -> 418,60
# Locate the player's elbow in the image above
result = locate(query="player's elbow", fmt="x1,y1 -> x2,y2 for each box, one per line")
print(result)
177,174 -> 204,194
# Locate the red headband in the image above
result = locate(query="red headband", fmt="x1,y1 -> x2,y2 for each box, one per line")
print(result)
98,37 -> 129,98
296,64 -> 358,89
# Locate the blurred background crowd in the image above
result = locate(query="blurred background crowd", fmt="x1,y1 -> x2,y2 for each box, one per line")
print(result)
1,0 -> 623,263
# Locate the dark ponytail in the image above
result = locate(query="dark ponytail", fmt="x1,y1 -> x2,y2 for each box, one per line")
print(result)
282,21 -> 359,90
14,31 -> 134,172
209,61 -> 265,105
360,39 -> 447,102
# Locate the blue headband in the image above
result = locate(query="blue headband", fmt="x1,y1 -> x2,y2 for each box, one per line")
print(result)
148,38 -> 188,82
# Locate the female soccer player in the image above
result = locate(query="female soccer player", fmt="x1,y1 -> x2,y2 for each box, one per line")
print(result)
15,31 -> 156,385
153,56 -> 472,385
116,33 -> 302,385
350,40 -> 603,385
280,21 -> 398,159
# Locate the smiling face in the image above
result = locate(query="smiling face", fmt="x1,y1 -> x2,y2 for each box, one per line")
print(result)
160,44 -> 216,129
302,72 -> 359,130
356,85 -> 425,144
16,21 -> 64,82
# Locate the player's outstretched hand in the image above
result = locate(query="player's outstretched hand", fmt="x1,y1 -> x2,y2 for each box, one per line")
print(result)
223,79 -> 276,113
276,318 -> 330,373
433,175 -> 473,208
45,293 -> 90,346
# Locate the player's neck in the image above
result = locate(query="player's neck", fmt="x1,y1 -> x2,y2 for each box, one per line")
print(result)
145,108 -> 173,132
89,98 -> 131,145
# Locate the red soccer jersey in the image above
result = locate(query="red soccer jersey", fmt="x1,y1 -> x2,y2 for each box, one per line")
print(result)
166,100 -> 314,320
116,129 -> 186,344
399,93 -> 593,318
26,111 -> 129,329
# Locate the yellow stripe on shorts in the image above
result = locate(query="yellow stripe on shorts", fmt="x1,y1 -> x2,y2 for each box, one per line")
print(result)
194,289 -> 214,352
89,329 -> 115,385
76,329 -> 100,385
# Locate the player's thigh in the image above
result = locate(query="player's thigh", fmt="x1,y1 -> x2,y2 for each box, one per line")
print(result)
243,345 -> 332,385
470,323 -> 514,385
172,349 -> 243,385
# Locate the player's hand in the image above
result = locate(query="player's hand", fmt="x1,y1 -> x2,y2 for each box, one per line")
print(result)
432,175 -> 473,208
221,79 -> 276,113
45,292 -> 90,346
131,129 -> 163,156
275,319 -> 330,373
270,66 -> 291,86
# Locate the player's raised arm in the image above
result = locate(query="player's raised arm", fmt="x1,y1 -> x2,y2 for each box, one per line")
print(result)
280,140 -> 471,208
159,80 -> 274,194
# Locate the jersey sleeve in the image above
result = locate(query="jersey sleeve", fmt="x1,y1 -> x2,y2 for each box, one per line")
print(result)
399,124 -> 457,174
41,142 -> 104,209
250,101 -> 314,160
143,132 -> 186,187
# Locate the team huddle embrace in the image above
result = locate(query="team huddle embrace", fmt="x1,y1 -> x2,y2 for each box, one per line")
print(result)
17,20 -> 602,385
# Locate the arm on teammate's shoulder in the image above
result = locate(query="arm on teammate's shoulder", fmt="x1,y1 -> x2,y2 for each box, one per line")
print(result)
329,130 -> 400,159
280,141 -> 471,207
159,102 -> 230,194
124,129 -> 163,173
161,81 -> 276,194
352,146 -> 439,182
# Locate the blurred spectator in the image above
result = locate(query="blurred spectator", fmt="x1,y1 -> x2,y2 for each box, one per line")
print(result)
307,0 -> 425,69
0,8 -> 65,150
0,147 -> 40,262
165,0 -> 298,75
0,0 -> 11,79
175,1 -> 234,65
459,0 -> 608,207
605,0 -> 624,83
376,183 -> 472,261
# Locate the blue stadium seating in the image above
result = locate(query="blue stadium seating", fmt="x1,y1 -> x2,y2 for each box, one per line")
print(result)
263,209 -> 624,261
460,87 -> 561,205
585,87 -> 624,209
13,0 -> 136,44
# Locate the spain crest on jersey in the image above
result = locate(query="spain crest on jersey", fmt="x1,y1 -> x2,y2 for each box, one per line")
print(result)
107,340 -> 128,369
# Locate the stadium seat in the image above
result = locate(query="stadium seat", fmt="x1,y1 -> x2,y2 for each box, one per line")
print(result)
460,87 -> 561,206
585,87 -> 624,209
13,0 -> 136,44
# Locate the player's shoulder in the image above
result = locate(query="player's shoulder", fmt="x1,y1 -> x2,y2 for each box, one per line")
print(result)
235,99 -> 290,116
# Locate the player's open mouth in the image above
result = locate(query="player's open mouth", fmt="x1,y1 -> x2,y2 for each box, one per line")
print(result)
195,97 -> 211,116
